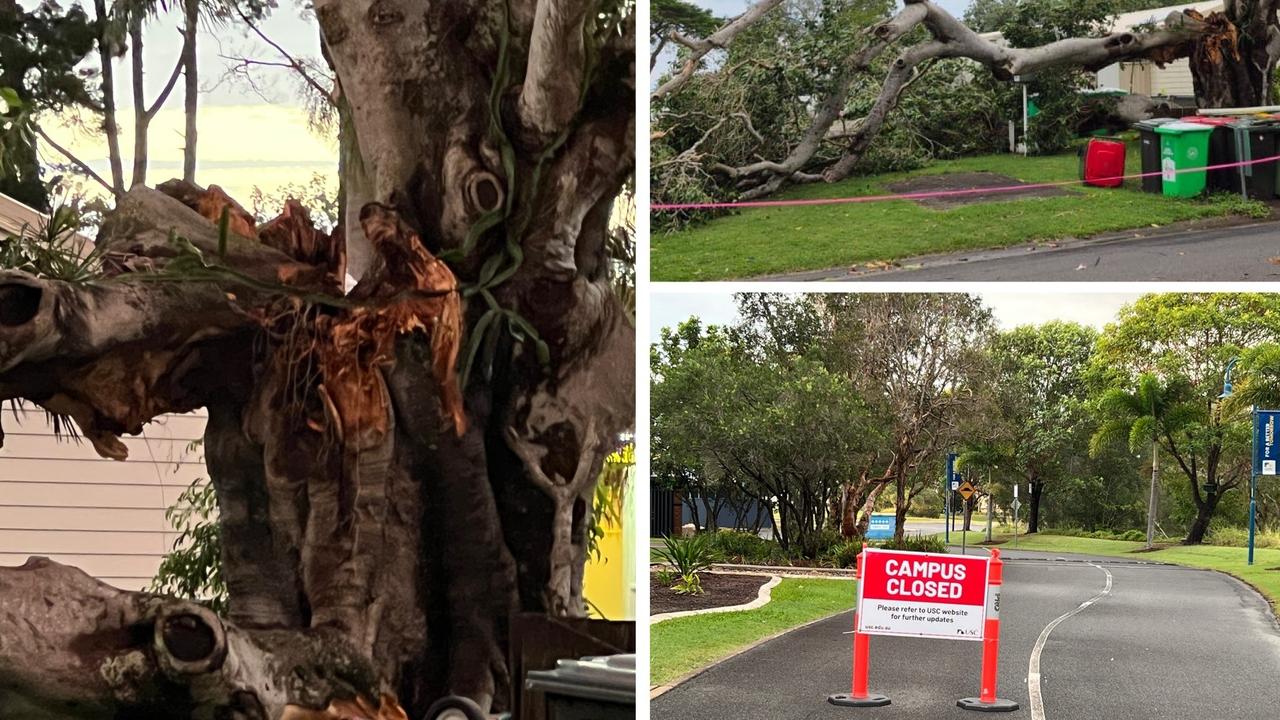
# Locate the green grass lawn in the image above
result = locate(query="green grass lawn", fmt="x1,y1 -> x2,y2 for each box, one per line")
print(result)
943,532 -> 1280,611
652,146 -> 1267,281
650,577 -> 856,687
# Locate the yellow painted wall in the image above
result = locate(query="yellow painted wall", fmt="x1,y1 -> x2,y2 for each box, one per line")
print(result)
584,449 -> 635,620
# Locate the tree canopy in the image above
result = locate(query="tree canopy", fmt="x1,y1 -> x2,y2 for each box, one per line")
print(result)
654,292 -> 1280,551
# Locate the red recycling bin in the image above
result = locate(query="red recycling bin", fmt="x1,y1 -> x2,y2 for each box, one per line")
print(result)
1080,137 -> 1126,187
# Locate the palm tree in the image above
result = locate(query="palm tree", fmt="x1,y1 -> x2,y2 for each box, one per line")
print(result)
1223,344 -> 1280,415
1091,374 -> 1185,548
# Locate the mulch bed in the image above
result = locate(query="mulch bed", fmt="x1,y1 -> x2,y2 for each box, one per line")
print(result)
651,572 -> 771,615
886,171 -> 1072,209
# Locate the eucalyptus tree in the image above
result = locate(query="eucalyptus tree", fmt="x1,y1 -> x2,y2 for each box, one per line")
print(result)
820,293 -> 995,543
652,308 -> 882,557
0,0 -> 635,717
987,321 -> 1098,534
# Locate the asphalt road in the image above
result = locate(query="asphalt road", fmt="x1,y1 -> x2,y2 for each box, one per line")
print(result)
781,221 -> 1280,281
651,550 -> 1280,720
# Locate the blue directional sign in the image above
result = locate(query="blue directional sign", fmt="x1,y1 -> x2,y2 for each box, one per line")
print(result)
946,453 -> 961,491
1254,409 -> 1280,476
866,514 -> 896,540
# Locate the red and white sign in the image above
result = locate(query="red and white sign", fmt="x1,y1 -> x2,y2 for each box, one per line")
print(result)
856,549 -> 989,641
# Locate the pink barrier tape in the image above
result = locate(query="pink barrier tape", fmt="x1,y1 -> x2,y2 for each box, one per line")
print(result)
650,153 -> 1280,211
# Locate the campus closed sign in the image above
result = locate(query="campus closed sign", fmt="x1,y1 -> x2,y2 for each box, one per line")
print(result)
856,549 -> 989,641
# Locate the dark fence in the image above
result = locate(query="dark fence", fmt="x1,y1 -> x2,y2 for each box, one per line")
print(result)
650,483 -> 681,537
683,495 -> 771,533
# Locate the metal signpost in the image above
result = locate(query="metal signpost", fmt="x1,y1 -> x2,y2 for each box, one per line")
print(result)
1251,409 -> 1280,565
945,453 -> 959,545
829,547 -> 1018,712
985,468 -> 994,543
957,481 -> 975,556
1011,484 -> 1020,549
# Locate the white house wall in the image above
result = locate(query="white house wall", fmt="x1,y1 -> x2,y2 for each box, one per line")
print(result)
0,406 -> 208,590
1151,58 -> 1196,96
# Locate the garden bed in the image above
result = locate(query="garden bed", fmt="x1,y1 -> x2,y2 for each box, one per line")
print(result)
650,572 -> 770,615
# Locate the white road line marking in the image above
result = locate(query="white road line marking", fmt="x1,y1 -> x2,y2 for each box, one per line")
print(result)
1028,563 -> 1113,720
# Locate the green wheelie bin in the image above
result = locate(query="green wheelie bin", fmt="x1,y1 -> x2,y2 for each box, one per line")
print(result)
1154,121 -> 1215,197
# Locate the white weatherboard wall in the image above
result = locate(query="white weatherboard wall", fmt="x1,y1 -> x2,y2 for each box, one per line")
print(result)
0,407 -> 208,590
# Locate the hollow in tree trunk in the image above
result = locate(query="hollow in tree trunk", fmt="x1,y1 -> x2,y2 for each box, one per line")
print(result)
0,0 -> 635,717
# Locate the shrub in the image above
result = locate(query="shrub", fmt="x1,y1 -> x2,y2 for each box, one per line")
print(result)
874,535 -> 948,554
825,540 -> 863,569
707,530 -> 777,562
652,533 -> 720,576
672,573 -> 704,596
1118,529 -> 1146,542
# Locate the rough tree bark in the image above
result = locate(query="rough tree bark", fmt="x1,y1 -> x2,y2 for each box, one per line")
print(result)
1185,4 -> 1280,107
1026,478 -> 1044,534
0,1 -> 634,717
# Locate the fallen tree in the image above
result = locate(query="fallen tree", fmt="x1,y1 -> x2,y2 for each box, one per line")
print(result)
0,0 -> 635,717
654,0 -> 1224,198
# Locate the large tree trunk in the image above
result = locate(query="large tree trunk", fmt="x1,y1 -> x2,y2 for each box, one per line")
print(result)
129,14 -> 148,188
1186,487 -> 1223,544
182,0 -> 198,183
94,0 -> 125,197
1186,5 -> 1279,108
1027,478 -> 1044,534
0,0 -> 634,716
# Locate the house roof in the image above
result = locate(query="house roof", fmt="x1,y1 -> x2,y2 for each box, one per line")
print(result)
0,191 -> 95,247
0,192 -> 50,239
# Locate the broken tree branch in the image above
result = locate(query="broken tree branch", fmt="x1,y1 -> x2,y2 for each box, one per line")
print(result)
652,0 -> 786,100
33,126 -> 115,195
697,1 -> 1211,195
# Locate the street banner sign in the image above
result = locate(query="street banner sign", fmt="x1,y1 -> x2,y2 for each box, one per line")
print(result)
856,549 -> 989,641
958,481 -> 976,501
866,514 -> 896,540
1254,409 -> 1280,476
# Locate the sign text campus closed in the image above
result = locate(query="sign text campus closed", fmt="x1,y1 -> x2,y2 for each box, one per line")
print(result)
856,549 -> 989,641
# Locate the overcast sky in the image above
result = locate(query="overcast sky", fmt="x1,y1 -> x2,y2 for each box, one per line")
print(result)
31,1 -> 334,206
649,290 -> 1142,343
653,0 -> 973,76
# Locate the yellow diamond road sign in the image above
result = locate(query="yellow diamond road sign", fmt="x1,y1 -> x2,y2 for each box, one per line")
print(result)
957,481 -> 976,501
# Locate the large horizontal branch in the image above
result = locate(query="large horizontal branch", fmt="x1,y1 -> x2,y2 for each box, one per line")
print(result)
0,558 -> 393,719
707,2 -> 931,199
518,0 -> 593,145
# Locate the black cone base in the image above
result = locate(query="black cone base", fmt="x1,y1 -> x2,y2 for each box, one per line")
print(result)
828,693 -> 891,707
957,697 -> 1020,712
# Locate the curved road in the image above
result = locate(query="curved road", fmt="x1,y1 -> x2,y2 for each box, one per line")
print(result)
760,221 -> 1280,282
652,550 -> 1280,719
